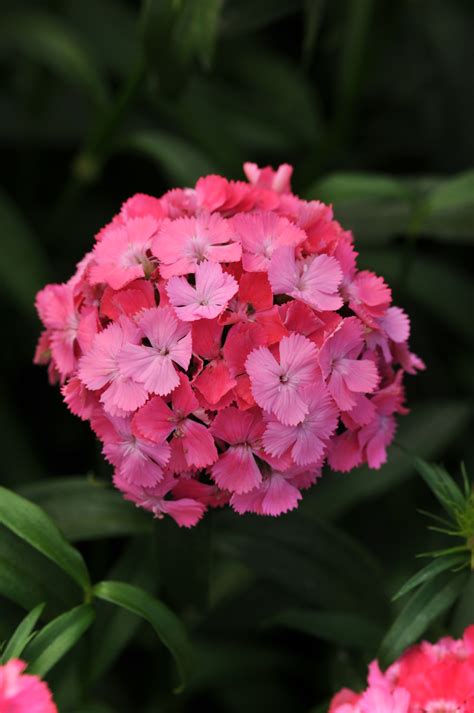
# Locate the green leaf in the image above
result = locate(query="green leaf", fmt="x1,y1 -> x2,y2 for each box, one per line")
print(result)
302,0 -> 326,67
379,571 -> 468,666
268,609 -> 383,650
302,400 -> 471,519
0,486 -> 91,593
393,554 -> 467,601
93,581 -> 193,692
1,603 -> 45,663
423,170 -> 474,242
306,172 -> 413,243
18,478 -> 151,542
0,190 -> 51,316
221,0 -> 301,34
119,130 -> 217,186
0,12 -> 108,109
415,459 -> 466,515
25,605 -> 95,677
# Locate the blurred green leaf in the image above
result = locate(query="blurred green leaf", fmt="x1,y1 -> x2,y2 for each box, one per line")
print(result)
93,580 -> 193,692
302,0 -> 326,67
25,604 -> 95,677
422,170 -> 474,242
306,172 -> 413,243
303,400 -> 471,519
18,478 -> 151,542
87,539 -> 158,683
268,609 -> 383,650
1,602 -> 45,663
0,11 -> 108,108
120,129 -> 217,186
0,190 -> 50,315
415,459 -> 466,516
221,0 -> 301,34
379,571 -> 468,666
0,486 -> 91,593
393,553 -> 467,601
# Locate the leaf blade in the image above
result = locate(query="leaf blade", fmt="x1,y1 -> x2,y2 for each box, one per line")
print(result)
1,603 -> 45,663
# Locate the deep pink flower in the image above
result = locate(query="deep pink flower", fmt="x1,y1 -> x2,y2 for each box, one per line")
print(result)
230,471 -> 302,516
119,307 -> 192,396
245,333 -> 319,426
243,161 -> 293,193
0,659 -> 57,713
268,246 -> 343,311
166,260 -> 238,322
152,213 -> 241,278
319,317 -> 379,411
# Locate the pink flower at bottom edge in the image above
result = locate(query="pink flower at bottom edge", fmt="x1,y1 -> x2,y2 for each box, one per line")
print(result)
0,659 -> 57,713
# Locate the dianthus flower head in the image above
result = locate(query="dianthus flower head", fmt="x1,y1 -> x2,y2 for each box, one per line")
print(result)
0,658 -> 57,713
35,162 -> 423,526
329,626 -> 474,713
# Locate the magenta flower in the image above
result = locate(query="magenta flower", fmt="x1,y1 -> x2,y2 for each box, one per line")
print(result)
119,307 -> 192,396
245,333 -> 319,426
0,659 -> 57,713
152,212 -> 241,277
166,260 -> 238,322
35,161 -> 423,526
268,245 -> 343,311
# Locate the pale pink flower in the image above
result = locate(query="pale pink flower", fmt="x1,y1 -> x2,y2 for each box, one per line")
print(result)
262,381 -> 339,465
90,216 -> 158,290
0,659 -> 57,713
210,407 -> 265,493
166,260 -> 238,322
132,373 -> 217,470
78,317 -> 149,416
319,317 -> 379,411
245,333 -> 319,426
268,246 -> 343,311
92,411 -> 170,487
61,377 -> 100,421
243,162 -> 293,193
232,212 -> 305,272
152,213 -> 241,278
119,307 -> 192,396
231,471 -> 302,516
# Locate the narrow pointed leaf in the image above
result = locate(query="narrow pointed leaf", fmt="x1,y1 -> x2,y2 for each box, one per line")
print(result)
379,571 -> 468,666
1,603 -> 45,663
415,458 -> 466,515
0,486 -> 90,593
93,580 -> 192,692
393,554 -> 467,601
25,605 -> 95,677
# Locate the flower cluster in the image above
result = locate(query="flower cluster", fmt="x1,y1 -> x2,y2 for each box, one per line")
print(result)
0,659 -> 57,713
330,626 -> 474,712
35,162 -> 423,527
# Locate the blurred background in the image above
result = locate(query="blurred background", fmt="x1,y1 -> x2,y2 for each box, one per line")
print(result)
0,1 -> 473,711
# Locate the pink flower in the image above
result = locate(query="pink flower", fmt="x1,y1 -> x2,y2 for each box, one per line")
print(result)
166,260 -> 238,322
90,216 -> 158,290
100,279 -> 156,321
319,317 -> 379,411
0,659 -> 57,713
132,374 -> 218,470
268,246 -> 343,311
119,307 -> 192,396
92,410 -> 170,487
210,407 -> 265,493
245,333 -> 319,425
152,213 -> 241,278
35,282 -> 79,379
262,380 -> 339,465
78,317 -> 148,415
230,471 -> 302,516
232,212 -> 305,272
243,161 -> 293,193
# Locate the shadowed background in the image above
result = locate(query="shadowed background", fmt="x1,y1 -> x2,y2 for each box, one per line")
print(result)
0,1 -> 473,711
